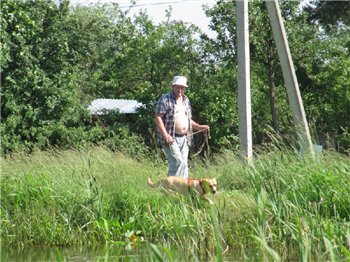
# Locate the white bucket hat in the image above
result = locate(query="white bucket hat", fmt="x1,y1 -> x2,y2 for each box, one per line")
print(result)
172,76 -> 188,87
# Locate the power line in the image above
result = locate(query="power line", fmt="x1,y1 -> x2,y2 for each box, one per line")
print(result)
119,0 -> 215,9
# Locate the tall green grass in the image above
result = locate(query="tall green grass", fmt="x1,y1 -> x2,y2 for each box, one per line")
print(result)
1,146 -> 349,260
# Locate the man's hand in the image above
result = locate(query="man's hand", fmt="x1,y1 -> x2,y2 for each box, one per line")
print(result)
163,133 -> 174,145
191,120 -> 210,133
199,125 -> 210,132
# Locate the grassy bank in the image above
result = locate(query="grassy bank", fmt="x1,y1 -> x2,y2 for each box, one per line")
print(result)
1,146 -> 349,260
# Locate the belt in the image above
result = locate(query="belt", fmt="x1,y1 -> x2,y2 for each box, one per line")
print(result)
175,134 -> 186,137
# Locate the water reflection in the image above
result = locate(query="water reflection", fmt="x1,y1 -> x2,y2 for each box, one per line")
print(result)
1,244 -> 145,261
2,243 -> 238,261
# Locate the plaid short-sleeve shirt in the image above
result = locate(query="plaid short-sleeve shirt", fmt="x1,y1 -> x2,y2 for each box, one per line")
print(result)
155,92 -> 193,146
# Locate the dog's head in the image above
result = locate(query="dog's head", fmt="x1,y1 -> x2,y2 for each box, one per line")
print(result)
203,178 -> 217,194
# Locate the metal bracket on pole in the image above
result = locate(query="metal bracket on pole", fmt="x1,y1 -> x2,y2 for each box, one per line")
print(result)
237,0 -> 253,160
265,0 -> 315,158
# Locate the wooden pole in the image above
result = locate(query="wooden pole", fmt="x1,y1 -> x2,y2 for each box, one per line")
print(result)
237,0 -> 253,159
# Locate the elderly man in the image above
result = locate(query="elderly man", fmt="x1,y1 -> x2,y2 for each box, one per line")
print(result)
155,76 -> 210,178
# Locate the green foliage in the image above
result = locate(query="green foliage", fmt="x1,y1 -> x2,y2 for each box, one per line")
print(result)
188,69 -> 240,149
1,0 -> 87,153
337,127 -> 350,155
1,147 -> 349,260
205,0 -> 349,146
304,0 -> 350,27
1,0 -> 349,155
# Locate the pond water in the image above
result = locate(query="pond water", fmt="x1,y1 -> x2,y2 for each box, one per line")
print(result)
1,243 -> 238,261
1,244 -> 147,261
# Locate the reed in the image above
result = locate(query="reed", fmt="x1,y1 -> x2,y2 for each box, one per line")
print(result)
1,146 -> 349,260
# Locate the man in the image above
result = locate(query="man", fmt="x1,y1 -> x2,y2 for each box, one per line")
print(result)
155,75 -> 210,178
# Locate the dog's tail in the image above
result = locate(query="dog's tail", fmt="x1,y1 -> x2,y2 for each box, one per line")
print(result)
147,178 -> 158,187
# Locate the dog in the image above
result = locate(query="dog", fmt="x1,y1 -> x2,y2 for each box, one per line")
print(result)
147,176 -> 217,203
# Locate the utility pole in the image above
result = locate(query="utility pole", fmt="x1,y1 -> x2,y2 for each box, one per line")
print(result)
265,0 -> 314,158
237,0 -> 253,160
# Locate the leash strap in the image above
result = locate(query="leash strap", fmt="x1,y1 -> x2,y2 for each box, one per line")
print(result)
192,130 -> 210,157
170,129 -> 210,158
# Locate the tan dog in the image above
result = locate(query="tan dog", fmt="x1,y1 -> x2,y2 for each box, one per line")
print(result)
147,176 -> 217,202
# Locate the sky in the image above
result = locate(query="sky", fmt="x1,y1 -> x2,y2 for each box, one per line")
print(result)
69,0 -> 217,36
69,0 -> 310,38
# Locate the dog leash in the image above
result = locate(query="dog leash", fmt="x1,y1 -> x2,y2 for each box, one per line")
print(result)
172,103 -> 210,157
190,130 -> 210,157
170,130 -> 211,157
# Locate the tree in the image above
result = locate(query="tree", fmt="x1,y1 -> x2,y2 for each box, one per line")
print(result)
204,0 -> 349,143
1,0 -> 88,153
304,0 -> 350,28
204,0 -> 291,136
